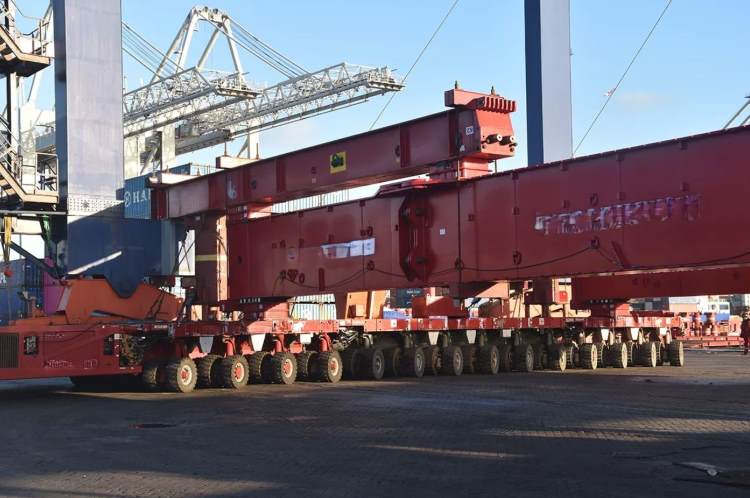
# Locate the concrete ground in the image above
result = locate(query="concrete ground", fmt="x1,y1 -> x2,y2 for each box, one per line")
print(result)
1,350 -> 749,498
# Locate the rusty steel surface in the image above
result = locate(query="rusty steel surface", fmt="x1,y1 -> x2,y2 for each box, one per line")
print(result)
227,125 -> 750,301
154,89 -> 516,219
0,352 -> 748,497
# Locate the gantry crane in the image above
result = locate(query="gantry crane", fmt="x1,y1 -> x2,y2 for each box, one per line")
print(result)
8,4 -> 403,195
121,5 -> 403,173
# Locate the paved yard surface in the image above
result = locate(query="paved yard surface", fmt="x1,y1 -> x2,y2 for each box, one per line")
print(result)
1,350 -> 749,498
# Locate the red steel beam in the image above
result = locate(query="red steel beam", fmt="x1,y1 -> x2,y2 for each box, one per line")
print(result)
225,124 -> 750,303
572,267 -> 750,302
153,88 -> 517,219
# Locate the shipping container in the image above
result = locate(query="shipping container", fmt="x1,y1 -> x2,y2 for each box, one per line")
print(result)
390,288 -> 423,308
290,294 -> 336,320
124,175 -> 152,219
169,163 -> 216,176
0,259 -> 43,324
124,164 -> 217,219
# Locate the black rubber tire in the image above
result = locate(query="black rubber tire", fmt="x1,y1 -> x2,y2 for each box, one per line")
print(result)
383,347 -> 402,377
548,345 -> 567,372
219,355 -> 250,389
423,345 -> 441,375
639,341 -> 658,368
655,341 -> 664,366
296,351 -> 317,381
564,345 -> 577,369
579,344 -> 598,370
513,343 -> 534,373
440,345 -> 464,376
498,344 -> 513,372
668,340 -> 685,367
610,343 -> 628,368
316,350 -> 343,383
625,341 -> 636,367
399,347 -> 426,378
595,343 -> 607,368
165,358 -> 198,393
478,344 -> 500,375
340,348 -> 361,380
141,360 -> 165,391
660,340 -> 671,365
270,352 -> 297,385
360,348 -> 386,380
461,345 -> 477,374
532,344 -> 545,370
197,354 -> 222,388
248,351 -> 272,384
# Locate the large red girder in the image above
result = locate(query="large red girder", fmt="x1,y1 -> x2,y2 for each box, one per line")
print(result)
153,88 -> 517,219
224,125 -> 750,303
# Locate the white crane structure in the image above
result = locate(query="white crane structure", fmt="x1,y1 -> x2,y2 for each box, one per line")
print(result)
121,5 -> 404,174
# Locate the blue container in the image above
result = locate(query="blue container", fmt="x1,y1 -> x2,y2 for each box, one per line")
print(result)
391,288 -> 423,308
124,175 -> 152,219
124,164 -> 218,219
0,259 -> 43,324
169,163 -> 216,176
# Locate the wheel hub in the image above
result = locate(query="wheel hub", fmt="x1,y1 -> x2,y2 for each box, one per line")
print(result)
234,363 -> 245,381
329,358 -> 340,376
180,365 -> 193,385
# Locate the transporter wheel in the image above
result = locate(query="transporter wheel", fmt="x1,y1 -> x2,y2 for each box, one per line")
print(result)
512,344 -> 534,373
478,344 -> 500,375
248,351 -> 272,384
579,344 -> 598,370
625,341 -> 636,367
197,354 -> 222,388
384,347 -> 402,377
399,347 -> 426,378
654,341 -> 664,366
595,343 -> 607,368
639,341 -> 658,368
271,352 -> 297,385
548,345 -> 567,372
668,340 -> 685,367
441,345 -> 464,376
295,351 -> 318,381
498,344 -> 513,372
660,341 -> 671,365
141,360 -> 165,391
423,345 -> 441,376
316,350 -> 343,383
220,355 -> 250,389
165,358 -> 198,393
532,344 -> 545,370
461,345 -> 477,374
341,348 -> 361,380
610,343 -> 628,369
360,348 -> 386,380
564,345 -> 578,369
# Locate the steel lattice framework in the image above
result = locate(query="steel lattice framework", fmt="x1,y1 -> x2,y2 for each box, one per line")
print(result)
121,6 -> 403,159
